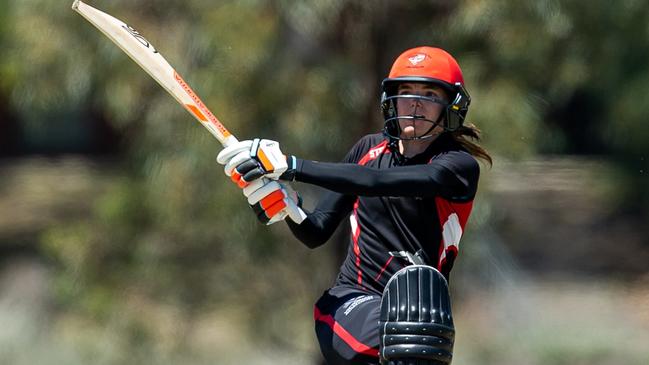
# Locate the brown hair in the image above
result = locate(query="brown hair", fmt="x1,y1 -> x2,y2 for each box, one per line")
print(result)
451,123 -> 493,166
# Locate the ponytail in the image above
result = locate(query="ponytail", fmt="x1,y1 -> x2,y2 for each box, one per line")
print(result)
451,123 -> 493,166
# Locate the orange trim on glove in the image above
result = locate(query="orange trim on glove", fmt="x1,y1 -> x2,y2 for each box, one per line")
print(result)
230,171 -> 242,183
257,149 -> 274,172
260,190 -> 285,209
265,199 -> 287,218
230,171 -> 249,188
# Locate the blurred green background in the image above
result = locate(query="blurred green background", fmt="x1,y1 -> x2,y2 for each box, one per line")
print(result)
1,1 -> 648,364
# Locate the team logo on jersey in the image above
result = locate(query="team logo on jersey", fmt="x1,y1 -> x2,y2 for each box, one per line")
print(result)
368,145 -> 386,159
408,54 -> 426,65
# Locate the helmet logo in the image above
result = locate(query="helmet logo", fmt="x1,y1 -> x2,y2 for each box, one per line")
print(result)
408,54 -> 426,65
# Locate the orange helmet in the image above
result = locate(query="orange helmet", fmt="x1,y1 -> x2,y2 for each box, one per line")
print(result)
381,46 -> 471,138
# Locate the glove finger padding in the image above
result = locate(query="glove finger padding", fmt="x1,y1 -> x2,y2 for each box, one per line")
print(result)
230,158 -> 264,186
239,165 -> 265,183
224,151 -> 252,177
217,140 -> 253,165
247,181 -> 282,205
242,178 -> 266,198
247,181 -> 287,224
246,181 -> 306,225
252,197 -> 288,224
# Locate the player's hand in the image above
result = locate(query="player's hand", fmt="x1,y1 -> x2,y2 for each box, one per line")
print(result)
216,139 -> 296,188
244,179 -> 306,225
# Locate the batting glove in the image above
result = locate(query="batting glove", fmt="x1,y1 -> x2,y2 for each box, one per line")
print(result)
244,179 -> 306,225
216,139 -> 297,188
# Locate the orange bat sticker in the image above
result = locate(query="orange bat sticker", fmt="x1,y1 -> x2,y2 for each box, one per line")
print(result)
174,71 -> 231,138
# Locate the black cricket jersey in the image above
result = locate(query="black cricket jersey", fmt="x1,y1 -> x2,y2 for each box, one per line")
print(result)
287,132 -> 479,295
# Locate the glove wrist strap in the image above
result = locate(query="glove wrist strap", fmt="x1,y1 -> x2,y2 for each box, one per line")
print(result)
279,155 -> 298,181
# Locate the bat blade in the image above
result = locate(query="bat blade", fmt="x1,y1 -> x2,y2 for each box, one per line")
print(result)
72,0 -> 237,147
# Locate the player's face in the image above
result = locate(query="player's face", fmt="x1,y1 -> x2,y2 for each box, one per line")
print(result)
396,83 -> 448,139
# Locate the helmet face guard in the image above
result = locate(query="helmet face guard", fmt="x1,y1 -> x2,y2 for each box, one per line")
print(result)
381,80 -> 471,140
381,93 -> 447,140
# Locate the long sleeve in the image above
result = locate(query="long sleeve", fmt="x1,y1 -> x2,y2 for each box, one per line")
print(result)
294,150 -> 479,201
284,136 -> 375,248
286,189 -> 355,248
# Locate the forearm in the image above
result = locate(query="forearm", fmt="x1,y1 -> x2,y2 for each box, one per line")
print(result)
285,189 -> 354,248
286,211 -> 337,249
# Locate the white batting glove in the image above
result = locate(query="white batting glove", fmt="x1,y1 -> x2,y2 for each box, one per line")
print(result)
245,179 -> 306,225
216,139 -> 297,188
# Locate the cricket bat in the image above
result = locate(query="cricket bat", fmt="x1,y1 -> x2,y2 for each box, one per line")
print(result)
72,1 -> 306,224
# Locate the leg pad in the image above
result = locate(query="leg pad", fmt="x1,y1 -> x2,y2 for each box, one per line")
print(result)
379,265 -> 454,365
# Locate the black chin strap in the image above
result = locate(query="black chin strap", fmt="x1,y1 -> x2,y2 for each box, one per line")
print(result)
387,137 -> 405,165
